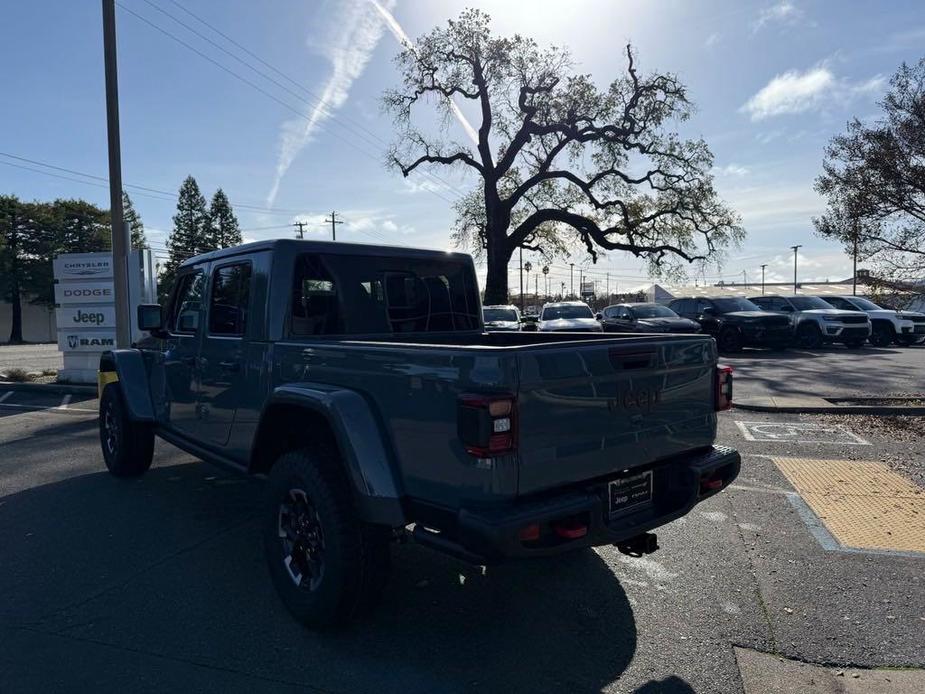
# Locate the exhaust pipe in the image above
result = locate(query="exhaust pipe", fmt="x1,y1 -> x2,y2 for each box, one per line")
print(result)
615,532 -> 659,557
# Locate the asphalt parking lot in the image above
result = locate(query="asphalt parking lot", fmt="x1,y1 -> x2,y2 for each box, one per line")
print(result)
0,357 -> 922,693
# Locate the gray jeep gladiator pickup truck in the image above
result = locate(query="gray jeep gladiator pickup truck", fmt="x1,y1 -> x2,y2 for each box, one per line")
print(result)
98,239 -> 740,627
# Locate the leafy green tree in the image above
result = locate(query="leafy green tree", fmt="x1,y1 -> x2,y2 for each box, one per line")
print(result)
384,10 -> 742,304
122,191 -> 147,250
0,196 -> 28,342
161,176 -> 209,301
207,188 -> 242,249
815,58 -> 925,291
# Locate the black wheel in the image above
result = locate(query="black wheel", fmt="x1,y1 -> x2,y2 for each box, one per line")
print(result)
263,448 -> 391,628
795,323 -> 823,349
99,383 -> 154,477
869,323 -> 893,347
717,328 -> 743,353
844,339 -> 865,349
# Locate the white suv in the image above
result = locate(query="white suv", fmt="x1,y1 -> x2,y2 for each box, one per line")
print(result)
821,296 -> 925,347
750,295 -> 870,348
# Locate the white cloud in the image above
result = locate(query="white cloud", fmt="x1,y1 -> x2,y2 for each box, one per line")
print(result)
705,32 -> 720,48
752,1 -> 807,32
266,0 -> 395,206
713,163 -> 749,177
741,65 -> 885,121
401,178 -> 450,195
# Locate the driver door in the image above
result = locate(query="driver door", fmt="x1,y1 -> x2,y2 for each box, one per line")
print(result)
163,267 -> 206,436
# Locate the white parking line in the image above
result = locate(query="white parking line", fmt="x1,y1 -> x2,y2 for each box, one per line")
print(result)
0,392 -> 11,403
0,401 -> 96,414
57,394 -> 72,410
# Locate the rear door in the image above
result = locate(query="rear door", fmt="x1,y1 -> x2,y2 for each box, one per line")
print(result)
516,336 -> 717,495
196,259 -> 253,447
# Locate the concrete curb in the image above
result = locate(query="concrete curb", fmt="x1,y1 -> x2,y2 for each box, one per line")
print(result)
735,396 -> 925,416
0,381 -> 96,396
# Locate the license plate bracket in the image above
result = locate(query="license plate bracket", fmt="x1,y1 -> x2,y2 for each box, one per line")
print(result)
608,470 -> 653,516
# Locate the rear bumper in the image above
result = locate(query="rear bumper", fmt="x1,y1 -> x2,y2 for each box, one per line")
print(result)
446,445 -> 740,563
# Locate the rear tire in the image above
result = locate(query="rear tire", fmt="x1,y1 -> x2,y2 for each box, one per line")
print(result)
869,323 -> 893,347
263,448 -> 391,628
718,328 -> 743,353
99,383 -> 154,478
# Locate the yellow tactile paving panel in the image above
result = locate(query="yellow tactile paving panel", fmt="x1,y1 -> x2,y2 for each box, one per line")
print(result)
772,457 -> 925,554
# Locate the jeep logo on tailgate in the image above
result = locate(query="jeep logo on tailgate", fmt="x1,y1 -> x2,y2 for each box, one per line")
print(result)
608,387 -> 662,413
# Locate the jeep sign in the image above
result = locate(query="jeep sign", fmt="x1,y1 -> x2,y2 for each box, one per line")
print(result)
57,331 -> 117,353
54,282 -> 114,305
56,306 -> 117,329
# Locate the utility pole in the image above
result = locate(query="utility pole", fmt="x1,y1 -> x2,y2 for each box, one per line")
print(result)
102,0 -> 131,348
569,263 -> 575,299
760,264 -> 767,295
606,272 -> 610,301
579,269 -> 584,300
542,265 -> 549,302
324,211 -> 342,240
852,220 -> 859,296
742,270 -> 747,287
293,221 -> 306,239
534,274 -> 538,304
791,245 -> 802,295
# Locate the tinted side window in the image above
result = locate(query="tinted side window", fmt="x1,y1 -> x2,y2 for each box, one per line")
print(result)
827,297 -> 853,310
668,300 -> 686,314
209,263 -> 251,336
291,255 -> 343,335
169,271 -> 205,334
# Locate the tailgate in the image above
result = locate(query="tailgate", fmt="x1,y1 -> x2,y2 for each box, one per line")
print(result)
516,336 -> 717,496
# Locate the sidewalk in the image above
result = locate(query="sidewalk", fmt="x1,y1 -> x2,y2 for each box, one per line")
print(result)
0,343 -> 62,372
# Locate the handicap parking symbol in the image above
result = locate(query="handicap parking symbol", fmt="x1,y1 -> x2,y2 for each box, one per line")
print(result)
735,421 -> 870,445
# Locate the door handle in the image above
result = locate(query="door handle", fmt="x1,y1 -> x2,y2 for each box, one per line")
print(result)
219,360 -> 241,372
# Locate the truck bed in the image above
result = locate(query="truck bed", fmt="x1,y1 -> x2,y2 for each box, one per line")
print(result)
274,331 -> 717,504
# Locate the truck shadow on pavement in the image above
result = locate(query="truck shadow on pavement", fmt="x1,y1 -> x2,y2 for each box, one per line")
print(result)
0,460 -> 693,693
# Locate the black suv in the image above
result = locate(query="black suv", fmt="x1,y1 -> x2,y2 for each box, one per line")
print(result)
667,297 -> 794,352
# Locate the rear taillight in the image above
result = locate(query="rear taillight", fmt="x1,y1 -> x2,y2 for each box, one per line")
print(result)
715,365 -> 733,411
458,393 -> 517,456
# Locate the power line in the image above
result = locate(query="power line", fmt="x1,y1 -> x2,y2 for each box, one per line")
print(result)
117,1 -> 461,207
161,0 -> 466,200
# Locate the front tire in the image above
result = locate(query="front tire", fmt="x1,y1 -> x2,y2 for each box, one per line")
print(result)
718,327 -> 743,353
869,323 -> 893,347
99,383 -> 154,477
796,323 -> 823,349
263,448 -> 391,628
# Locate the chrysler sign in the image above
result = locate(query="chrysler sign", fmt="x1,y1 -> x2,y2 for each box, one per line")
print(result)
53,254 -> 113,280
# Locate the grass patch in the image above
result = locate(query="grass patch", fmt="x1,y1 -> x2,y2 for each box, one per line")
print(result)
1,368 -> 31,382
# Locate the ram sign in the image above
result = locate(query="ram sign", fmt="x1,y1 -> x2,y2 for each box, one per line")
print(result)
56,331 -> 117,353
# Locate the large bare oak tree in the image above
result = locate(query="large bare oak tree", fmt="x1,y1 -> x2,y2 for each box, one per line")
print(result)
384,9 -> 742,304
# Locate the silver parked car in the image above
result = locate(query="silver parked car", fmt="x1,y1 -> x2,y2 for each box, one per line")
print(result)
482,305 -> 521,331
538,301 -> 603,332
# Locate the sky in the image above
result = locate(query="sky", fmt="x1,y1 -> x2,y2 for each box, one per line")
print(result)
2,0 -> 924,295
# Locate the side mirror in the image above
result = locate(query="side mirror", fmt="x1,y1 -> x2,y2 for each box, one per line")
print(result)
137,304 -> 163,332
700,307 -> 716,316
595,312 -> 603,320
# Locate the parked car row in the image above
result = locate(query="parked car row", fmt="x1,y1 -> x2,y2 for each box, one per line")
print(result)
483,295 -> 925,353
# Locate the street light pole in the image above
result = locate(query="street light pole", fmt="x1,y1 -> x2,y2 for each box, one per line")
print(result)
519,247 -> 524,312
852,220 -> 859,296
102,0 -> 131,348
790,245 -> 802,295
569,263 -> 574,298
760,264 -> 767,295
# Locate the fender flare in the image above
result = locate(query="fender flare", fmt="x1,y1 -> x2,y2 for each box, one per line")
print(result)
98,350 -> 156,422
255,384 -> 405,526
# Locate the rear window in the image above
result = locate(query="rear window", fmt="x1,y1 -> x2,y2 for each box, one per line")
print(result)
484,308 -> 517,322
290,253 -> 480,335
541,304 -> 593,320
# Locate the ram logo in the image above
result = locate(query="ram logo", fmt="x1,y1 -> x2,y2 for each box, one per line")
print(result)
67,335 -> 79,349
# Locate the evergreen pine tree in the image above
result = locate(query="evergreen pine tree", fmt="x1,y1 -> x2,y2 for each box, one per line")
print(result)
207,188 -> 242,249
122,191 -> 147,249
162,176 -> 209,301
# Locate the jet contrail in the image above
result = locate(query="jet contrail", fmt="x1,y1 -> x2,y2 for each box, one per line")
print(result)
369,0 -> 480,146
